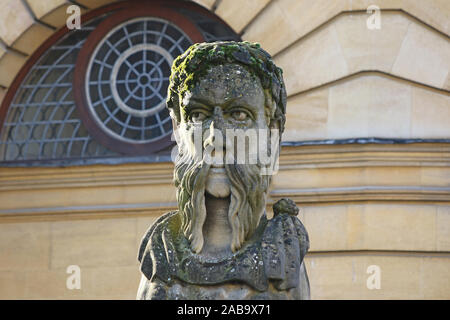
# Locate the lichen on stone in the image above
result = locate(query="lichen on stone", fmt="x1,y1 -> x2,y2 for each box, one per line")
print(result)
166,41 -> 287,133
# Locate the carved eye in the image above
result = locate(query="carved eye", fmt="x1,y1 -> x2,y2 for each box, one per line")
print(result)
191,111 -> 206,122
231,111 -> 248,121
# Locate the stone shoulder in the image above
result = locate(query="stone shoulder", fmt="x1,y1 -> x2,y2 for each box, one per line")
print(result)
137,211 -> 178,263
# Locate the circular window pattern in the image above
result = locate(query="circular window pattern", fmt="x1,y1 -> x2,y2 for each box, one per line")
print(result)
74,7 -> 205,155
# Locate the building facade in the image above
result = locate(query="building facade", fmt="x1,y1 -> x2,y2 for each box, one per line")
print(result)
0,0 -> 449,299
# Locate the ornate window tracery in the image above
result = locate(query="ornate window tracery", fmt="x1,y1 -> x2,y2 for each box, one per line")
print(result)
0,1 -> 239,164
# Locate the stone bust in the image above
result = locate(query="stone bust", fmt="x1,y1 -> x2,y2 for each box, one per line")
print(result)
137,41 -> 310,300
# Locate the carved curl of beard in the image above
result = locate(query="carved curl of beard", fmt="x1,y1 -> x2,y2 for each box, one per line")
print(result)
174,148 -> 271,254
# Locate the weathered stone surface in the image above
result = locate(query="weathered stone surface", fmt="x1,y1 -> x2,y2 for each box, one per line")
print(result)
411,87 -> 450,138
216,0 -> 271,33
12,23 -> 54,55
392,22 -> 450,89
192,0 -> 216,10
26,0 -> 66,19
51,218 -> 136,268
0,53 -> 28,87
0,0 -> 34,46
137,42 -> 310,300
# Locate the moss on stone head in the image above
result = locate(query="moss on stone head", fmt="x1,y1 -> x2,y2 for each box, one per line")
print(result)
166,41 -> 287,133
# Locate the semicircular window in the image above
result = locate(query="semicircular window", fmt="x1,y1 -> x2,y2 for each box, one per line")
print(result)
0,1 -> 240,164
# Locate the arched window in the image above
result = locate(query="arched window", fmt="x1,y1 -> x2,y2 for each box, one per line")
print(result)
0,1 -> 239,164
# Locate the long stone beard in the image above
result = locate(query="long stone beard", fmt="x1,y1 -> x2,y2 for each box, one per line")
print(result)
174,151 -> 271,254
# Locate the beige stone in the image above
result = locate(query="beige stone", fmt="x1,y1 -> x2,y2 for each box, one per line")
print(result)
298,203 -> 442,253
0,87 -> 6,106
26,0 -> 66,20
241,0 -> 449,58
272,166 -> 424,190
305,254 -> 439,299
136,215 -> 158,249
0,271 -> 27,299
0,221 -> 50,271
392,22 -> 450,89
75,0 -> 117,9
40,4 -> 87,28
275,25 -> 348,95
241,1 -> 295,56
305,255 -> 360,299
421,167 -> 450,187
422,256 -> 450,299
283,87 -> 329,141
363,255 -> 423,299
363,204 -> 437,252
0,52 -> 27,87
50,218 -> 137,269
216,0 -> 271,33
436,206 -> 450,252
411,87 -> 450,139
301,205 -> 348,251
327,75 -> 412,139
0,46 -> 6,60
334,12 -> 411,74
243,0 -> 346,55
81,266 -> 140,299
12,23 -> 54,55
346,205 -> 366,249
0,183 -> 177,211
365,167 -> 421,186
344,0 -> 450,36
444,73 -> 450,91
0,0 -> 34,46
23,268 -> 77,299
192,0 -> 216,10
403,0 -> 450,36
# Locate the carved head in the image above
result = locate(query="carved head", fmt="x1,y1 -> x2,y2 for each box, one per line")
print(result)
166,41 -> 287,253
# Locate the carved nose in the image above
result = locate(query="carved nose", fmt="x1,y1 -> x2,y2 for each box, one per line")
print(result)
204,118 -> 226,158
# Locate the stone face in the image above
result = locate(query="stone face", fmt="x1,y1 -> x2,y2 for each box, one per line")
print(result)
138,42 -> 310,300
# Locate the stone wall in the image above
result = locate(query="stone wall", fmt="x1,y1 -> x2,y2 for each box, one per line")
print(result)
0,0 -> 449,299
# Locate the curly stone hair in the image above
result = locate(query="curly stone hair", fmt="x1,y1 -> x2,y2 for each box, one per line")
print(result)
166,41 -> 287,134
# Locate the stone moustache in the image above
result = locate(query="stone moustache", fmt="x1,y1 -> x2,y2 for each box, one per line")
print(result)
137,41 -> 310,300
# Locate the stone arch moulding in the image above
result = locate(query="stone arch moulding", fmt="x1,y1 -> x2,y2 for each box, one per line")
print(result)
0,0 -> 240,160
